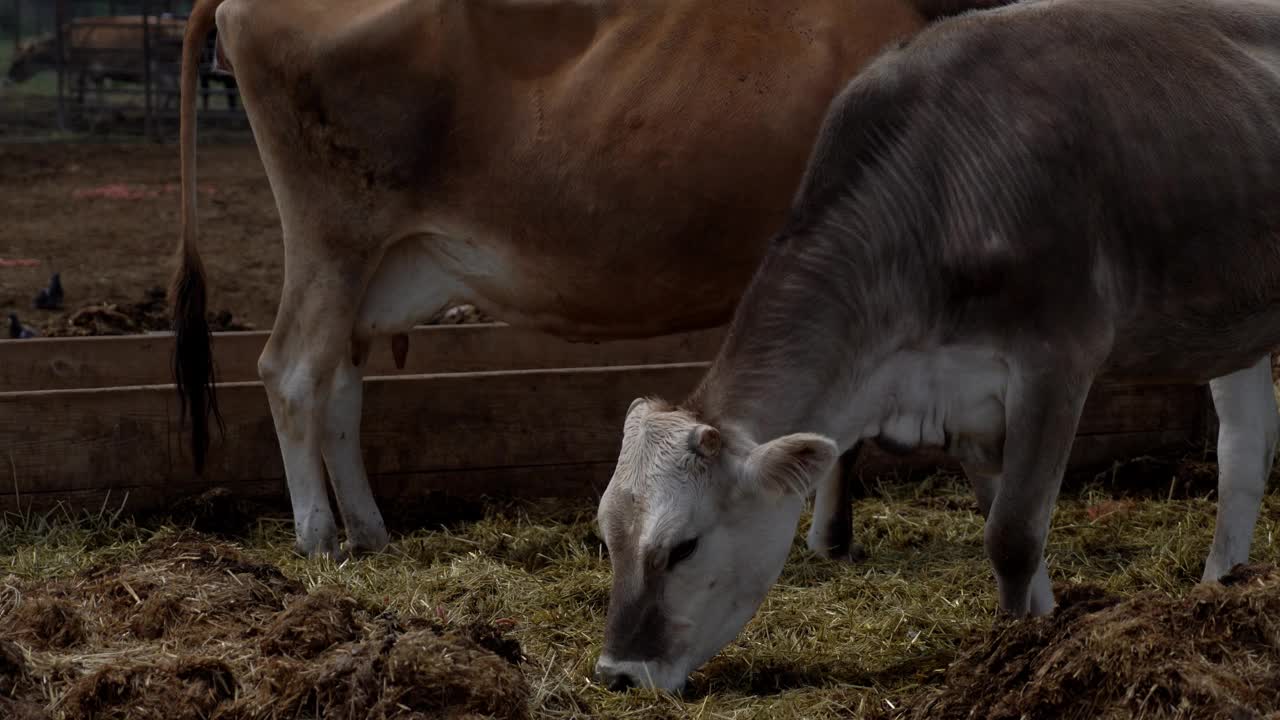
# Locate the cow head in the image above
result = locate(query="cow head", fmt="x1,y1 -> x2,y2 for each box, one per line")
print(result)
7,37 -> 55,83
593,397 -> 838,693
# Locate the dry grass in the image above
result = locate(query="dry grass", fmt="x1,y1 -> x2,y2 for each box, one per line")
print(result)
2,442 -> 1279,719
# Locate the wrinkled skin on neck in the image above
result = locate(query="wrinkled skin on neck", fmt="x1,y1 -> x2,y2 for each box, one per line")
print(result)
594,398 -> 837,692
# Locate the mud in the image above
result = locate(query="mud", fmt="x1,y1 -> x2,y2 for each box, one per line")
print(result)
884,565 -> 1280,720
37,286 -> 254,336
0,531 -> 529,720
1,143 -> 491,336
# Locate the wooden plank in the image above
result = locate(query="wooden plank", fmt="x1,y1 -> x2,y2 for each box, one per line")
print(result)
1075,382 -> 1204,436
0,429 -> 1202,518
1,364 -> 1204,509
0,463 -> 620,516
0,323 -> 727,392
0,364 -> 710,498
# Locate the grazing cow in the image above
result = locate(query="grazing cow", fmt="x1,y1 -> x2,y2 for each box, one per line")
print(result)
171,0 -> 1014,561
594,0 -> 1280,693
6,16 -> 186,107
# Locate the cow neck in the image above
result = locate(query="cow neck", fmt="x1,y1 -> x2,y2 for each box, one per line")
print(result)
683,218 -> 929,446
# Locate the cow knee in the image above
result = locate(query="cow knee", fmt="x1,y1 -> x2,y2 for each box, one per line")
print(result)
259,354 -> 330,438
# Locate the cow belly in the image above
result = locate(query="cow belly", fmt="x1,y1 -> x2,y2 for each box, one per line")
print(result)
355,224 -> 752,341
355,235 -> 479,336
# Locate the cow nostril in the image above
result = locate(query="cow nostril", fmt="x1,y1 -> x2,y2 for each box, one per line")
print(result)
608,672 -> 636,692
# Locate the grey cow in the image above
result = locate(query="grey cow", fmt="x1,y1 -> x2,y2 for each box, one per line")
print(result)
595,0 -> 1280,692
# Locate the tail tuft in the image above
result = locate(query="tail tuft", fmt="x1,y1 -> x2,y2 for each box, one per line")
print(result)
170,252 -> 223,474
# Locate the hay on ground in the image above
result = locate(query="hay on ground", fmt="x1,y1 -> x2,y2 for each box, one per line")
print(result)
0,530 -> 528,720
2,440 -> 1279,719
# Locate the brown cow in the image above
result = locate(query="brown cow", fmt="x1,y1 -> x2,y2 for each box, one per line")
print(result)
171,0 -> 1015,560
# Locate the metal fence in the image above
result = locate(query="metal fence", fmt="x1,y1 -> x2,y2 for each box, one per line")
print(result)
0,0 -> 247,139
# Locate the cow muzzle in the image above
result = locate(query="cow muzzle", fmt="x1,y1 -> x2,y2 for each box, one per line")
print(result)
592,654 -> 686,693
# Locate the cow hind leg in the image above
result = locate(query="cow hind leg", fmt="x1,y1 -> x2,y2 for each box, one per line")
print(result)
323,236 -> 465,554
259,249 -> 376,559
1202,354 -> 1279,581
807,442 -> 866,562
320,356 -> 388,556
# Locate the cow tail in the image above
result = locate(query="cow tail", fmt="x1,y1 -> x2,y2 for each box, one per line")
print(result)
171,0 -> 228,475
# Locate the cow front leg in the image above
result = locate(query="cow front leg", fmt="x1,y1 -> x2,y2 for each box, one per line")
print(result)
985,368 -> 1093,616
1203,354 -> 1279,581
807,442 -> 866,562
964,463 -> 1053,614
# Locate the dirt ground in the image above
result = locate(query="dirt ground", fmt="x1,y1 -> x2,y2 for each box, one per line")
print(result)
1,141 -> 495,337
1,141 -> 283,333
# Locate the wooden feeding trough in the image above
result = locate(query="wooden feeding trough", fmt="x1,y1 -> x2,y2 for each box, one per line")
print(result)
0,324 -> 1211,516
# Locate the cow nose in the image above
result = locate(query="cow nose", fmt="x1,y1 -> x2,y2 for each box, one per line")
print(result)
608,671 -> 636,692
593,661 -> 636,692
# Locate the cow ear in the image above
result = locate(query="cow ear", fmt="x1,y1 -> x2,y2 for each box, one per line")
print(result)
744,433 -> 839,497
688,425 -> 721,458
626,397 -> 649,418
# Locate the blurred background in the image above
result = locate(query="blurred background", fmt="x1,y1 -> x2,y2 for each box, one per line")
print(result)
1,0 -> 247,140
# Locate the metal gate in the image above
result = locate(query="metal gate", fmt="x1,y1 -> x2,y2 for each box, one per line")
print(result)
2,0 -> 246,139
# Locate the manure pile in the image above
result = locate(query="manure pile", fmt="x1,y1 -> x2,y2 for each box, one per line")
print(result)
0,531 -> 528,720
884,564 -> 1280,720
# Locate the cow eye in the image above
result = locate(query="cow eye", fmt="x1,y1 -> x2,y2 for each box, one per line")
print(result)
668,537 -> 699,569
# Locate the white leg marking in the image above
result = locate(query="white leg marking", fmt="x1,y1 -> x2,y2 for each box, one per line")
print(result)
1203,354 -> 1278,582
323,359 -> 389,555
261,349 -> 341,559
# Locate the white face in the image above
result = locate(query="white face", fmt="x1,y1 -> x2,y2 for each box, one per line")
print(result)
593,398 -> 839,693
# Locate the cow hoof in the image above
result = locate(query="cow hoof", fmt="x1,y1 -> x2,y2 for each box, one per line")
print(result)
341,538 -> 389,560
808,540 -> 868,564
345,525 -> 390,556
843,542 -> 868,563
828,542 -> 868,564
294,534 -> 342,562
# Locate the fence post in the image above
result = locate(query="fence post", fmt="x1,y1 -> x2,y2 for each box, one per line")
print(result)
142,0 -> 153,140
54,0 -> 66,132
